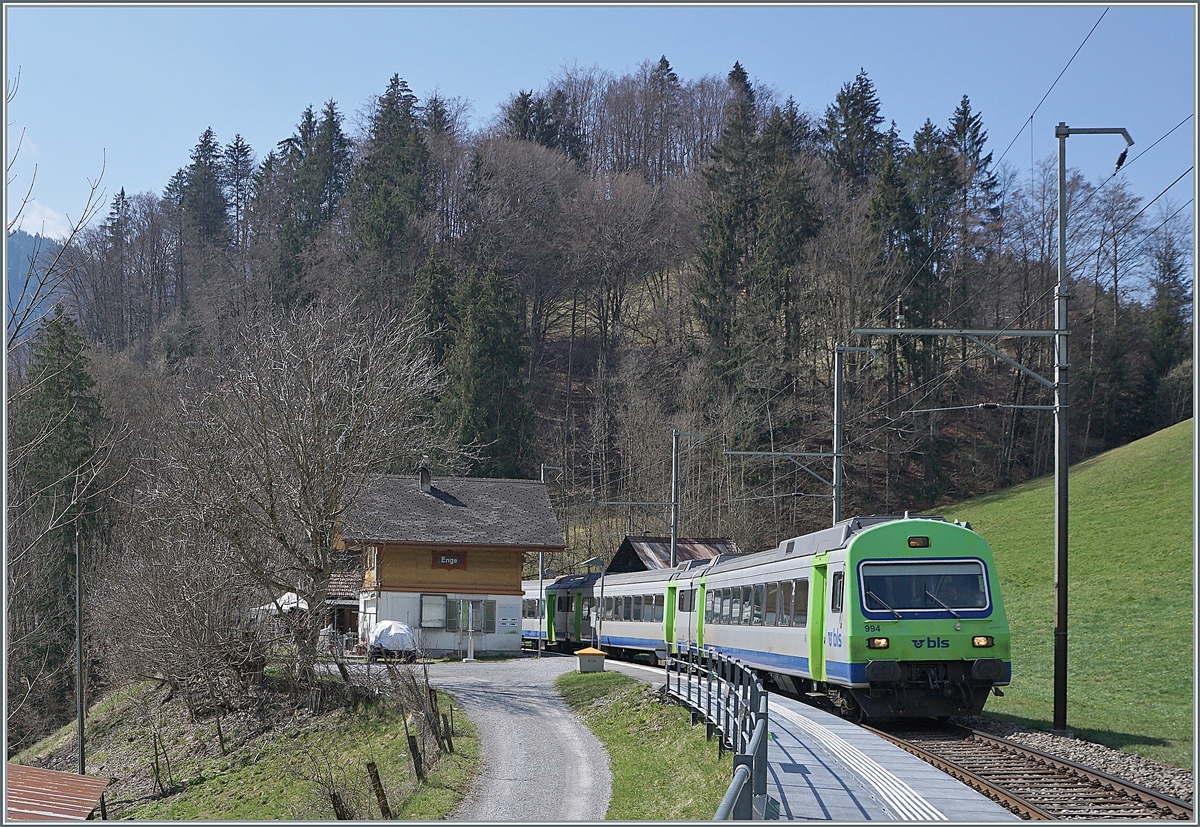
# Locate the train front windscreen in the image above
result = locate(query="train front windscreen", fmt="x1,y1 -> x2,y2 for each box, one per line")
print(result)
860,560 -> 989,611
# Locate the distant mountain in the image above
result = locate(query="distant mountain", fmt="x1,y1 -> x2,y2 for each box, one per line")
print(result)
6,228 -> 62,341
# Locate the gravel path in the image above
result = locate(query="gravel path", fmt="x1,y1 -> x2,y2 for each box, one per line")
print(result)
424,657 -> 612,821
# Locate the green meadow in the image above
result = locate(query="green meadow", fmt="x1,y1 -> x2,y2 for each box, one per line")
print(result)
944,419 -> 1194,767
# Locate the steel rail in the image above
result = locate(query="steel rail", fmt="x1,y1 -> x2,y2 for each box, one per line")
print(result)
860,723 -> 1054,820
862,722 -> 1193,820
964,727 -> 1193,819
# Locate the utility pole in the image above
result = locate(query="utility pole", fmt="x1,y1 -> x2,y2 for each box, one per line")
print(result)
669,430 -> 702,567
1052,123 -> 1133,733
833,345 -> 877,524
670,430 -> 680,568
539,464 -> 563,659
75,509 -> 84,776
852,122 -> 1130,734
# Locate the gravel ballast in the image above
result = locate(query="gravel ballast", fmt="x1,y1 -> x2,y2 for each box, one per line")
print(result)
958,716 -> 1194,805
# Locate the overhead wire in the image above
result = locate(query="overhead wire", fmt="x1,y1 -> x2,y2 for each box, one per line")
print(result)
934,114 -> 1195,337
848,164 -> 1194,463
993,7 -> 1110,172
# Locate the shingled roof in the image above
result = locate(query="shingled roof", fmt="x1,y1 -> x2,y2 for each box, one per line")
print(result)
343,474 -> 566,550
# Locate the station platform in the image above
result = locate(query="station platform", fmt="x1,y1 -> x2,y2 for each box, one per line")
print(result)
608,659 -> 1017,822
766,693 -> 1016,821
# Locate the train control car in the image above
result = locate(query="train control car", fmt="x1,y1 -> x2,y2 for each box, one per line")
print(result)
527,514 -> 1010,720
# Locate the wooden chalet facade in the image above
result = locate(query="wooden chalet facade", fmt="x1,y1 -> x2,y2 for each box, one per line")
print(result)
341,468 -> 565,656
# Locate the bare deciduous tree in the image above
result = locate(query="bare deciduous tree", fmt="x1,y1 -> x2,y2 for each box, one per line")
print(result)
154,300 -> 452,684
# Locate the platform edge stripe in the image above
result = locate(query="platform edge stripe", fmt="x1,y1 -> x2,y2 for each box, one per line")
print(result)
777,708 -> 944,822
773,705 -> 946,821
779,710 -> 943,822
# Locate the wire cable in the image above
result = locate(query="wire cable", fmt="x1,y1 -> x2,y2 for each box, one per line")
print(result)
994,7 -> 1110,172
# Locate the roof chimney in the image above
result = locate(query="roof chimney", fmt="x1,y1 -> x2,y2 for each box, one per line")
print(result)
418,464 -> 432,493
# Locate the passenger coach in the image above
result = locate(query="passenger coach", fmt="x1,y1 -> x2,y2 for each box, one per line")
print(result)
524,514 -> 1011,720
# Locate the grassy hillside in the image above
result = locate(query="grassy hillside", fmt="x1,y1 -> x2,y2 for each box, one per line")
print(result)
943,419 -> 1193,767
12,676 -> 480,820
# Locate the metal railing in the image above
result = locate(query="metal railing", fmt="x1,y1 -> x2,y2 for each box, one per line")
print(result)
665,644 -> 778,820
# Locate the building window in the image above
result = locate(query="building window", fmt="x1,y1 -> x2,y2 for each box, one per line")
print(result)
421,594 -> 447,628
445,599 -> 497,633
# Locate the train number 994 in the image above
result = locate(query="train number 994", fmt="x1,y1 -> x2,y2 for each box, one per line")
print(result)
864,623 -> 882,633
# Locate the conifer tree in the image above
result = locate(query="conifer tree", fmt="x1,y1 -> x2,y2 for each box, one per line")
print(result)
416,253 -> 456,365
693,62 -> 759,377
269,102 -> 352,305
222,134 -> 256,255
439,265 -> 534,478
6,306 -> 107,748
1146,216 -> 1193,380
820,69 -> 886,192
182,127 -> 230,246
352,75 -> 429,262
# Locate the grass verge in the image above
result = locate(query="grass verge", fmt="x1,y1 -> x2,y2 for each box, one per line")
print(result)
556,670 -> 730,820
119,689 -> 480,820
14,677 -> 481,820
945,419 -> 1193,767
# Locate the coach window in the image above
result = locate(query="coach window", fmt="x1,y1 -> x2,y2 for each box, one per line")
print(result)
721,590 -> 732,624
778,581 -> 793,626
764,583 -> 778,626
751,584 -> 765,625
652,595 -> 665,622
741,586 -> 753,625
622,597 -> 632,621
704,590 -> 716,623
794,579 -> 810,627
633,595 -> 644,622
831,571 -> 844,614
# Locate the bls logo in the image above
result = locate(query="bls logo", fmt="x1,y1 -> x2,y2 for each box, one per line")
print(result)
825,630 -> 843,648
912,637 -> 950,649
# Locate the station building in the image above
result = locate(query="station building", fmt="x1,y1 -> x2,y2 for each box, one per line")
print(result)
341,468 -> 566,656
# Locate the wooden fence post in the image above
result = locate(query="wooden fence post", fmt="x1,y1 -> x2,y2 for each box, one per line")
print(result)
366,761 -> 392,818
441,713 -> 454,753
407,735 -> 425,782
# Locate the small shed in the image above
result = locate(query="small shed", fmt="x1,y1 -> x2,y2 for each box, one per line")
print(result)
606,536 -> 740,573
5,764 -> 110,821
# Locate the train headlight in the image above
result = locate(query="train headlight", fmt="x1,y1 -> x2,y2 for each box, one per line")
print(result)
972,636 -> 994,648
866,637 -> 890,649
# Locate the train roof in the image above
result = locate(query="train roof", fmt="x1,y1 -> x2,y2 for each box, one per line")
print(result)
703,514 -> 952,576
521,514 -> 967,591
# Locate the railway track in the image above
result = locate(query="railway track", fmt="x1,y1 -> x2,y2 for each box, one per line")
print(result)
862,722 -> 1193,820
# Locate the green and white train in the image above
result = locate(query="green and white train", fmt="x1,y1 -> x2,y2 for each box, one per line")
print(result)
522,514 -> 1011,719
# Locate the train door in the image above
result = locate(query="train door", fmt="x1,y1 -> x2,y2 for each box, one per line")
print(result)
695,578 -> 707,649
809,557 -> 828,681
664,581 -> 678,653
824,557 -> 848,681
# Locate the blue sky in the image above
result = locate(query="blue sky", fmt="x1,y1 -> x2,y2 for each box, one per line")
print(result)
4,4 -> 1196,241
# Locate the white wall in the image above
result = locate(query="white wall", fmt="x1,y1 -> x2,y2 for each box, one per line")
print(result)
360,591 -> 522,656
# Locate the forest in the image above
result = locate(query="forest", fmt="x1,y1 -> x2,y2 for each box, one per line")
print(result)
6,58 -> 1192,754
